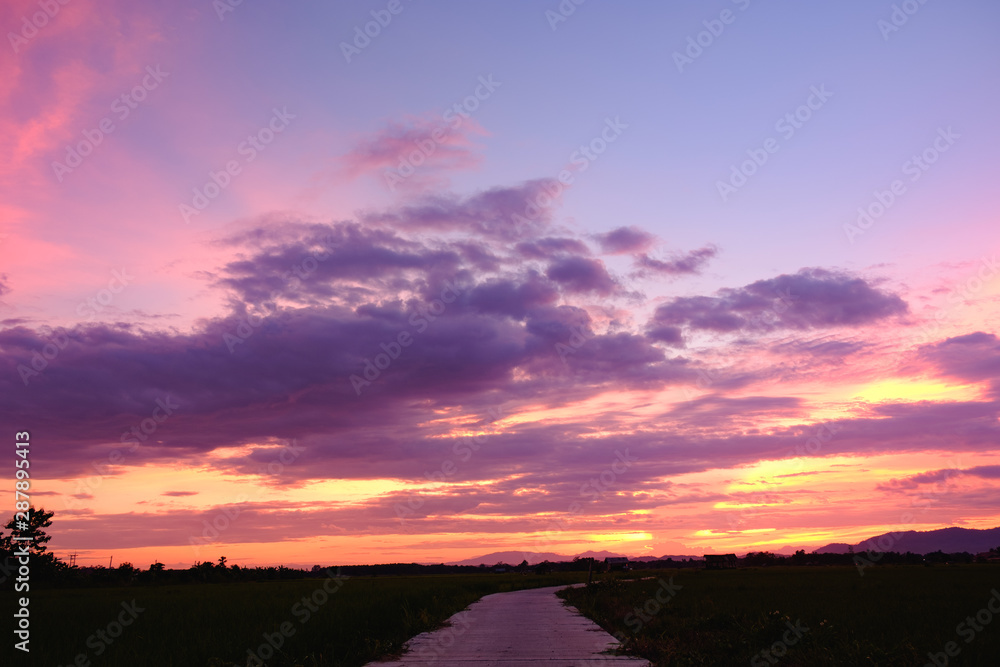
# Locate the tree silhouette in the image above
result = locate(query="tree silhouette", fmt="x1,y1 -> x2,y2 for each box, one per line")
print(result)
0,506 -> 54,555
0,507 -> 65,580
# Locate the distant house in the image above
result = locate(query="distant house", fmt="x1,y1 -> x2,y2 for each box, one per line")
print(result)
604,557 -> 629,571
704,554 -> 739,569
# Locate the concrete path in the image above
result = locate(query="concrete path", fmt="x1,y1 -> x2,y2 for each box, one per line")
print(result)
366,585 -> 650,666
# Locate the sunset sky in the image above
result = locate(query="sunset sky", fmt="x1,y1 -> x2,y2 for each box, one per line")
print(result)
1,0 -> 999,569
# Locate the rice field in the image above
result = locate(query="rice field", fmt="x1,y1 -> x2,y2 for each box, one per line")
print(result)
22,564 -> 1000,666
559,564 -> 1000,666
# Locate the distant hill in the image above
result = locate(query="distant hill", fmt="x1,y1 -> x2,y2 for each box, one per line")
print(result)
815,526 -> 1000,555
448,551 -> 571,566
451,527 -> 1000,567
448,549 -> 703,566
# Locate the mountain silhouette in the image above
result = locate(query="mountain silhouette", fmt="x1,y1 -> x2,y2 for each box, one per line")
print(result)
814,526 -> 1000,554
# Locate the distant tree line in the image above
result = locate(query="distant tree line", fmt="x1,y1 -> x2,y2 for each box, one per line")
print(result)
3,508 -> 998,590
735,548 -> 998,567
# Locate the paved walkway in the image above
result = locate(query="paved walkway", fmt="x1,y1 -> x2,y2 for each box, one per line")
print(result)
366,585 -> 650,666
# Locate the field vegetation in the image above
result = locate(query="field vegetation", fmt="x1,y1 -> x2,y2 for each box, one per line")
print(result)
560,565 -> 1000,666
27,571 -> 588,666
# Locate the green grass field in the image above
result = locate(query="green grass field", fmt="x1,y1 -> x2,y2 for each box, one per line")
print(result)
19,565 -> 1000,666
26,571 -> 588,666
559,565 -> 1000,666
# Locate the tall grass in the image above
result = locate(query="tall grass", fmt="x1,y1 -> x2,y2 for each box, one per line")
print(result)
559,565 -> 1000,666
29,572 -> 588,666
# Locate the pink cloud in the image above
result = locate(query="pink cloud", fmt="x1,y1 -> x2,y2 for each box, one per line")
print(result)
337,115 -> 487,193
0,0 -> 168,186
